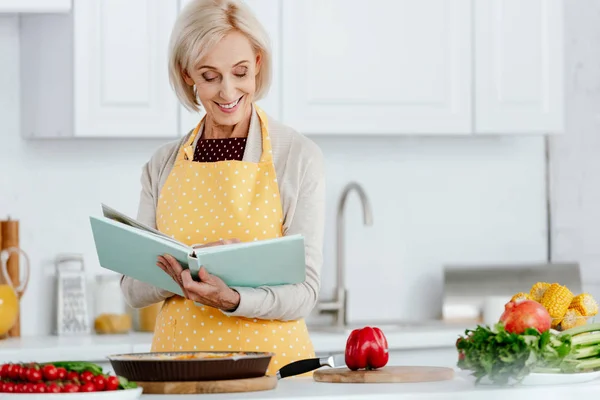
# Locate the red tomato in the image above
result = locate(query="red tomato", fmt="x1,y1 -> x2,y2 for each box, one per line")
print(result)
24,382 -> 35,393
27,368 -> 42,383
14,383 -> 24,393
93,375 -> 106,391
4,382 -> 15,393
33,383 -> 46,393
0,363 -> 10,379
80,382 -> 96,392
56,367 -> 67,380
42,364 -> 58,381
8,364 -> 21,380
80,371 -> 94,383
67,371 -> 79,382
105,375 -> 119,391
19,366 -> 29,381
62,383 -> 79,393
47,383 -> 61,393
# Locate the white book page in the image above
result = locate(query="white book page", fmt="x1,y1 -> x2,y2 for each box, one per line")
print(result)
101,203 -> 189,249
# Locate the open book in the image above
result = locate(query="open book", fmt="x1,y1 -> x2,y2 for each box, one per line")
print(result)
90,204 -> 306,296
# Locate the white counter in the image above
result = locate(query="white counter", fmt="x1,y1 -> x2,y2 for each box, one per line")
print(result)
140,375 -> 600,400
0,325 -> 464,363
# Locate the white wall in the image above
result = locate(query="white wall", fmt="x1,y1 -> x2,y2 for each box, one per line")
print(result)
550,0 -> 600,295
0,15 -> 548,336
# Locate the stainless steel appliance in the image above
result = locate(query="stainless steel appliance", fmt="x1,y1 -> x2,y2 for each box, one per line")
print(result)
442,262 -> 581,323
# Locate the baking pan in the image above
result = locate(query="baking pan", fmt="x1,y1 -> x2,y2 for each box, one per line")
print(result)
107,351 -> 274,382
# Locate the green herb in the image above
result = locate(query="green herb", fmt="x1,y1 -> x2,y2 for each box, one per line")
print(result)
118,375 -> 138,390
42,361 -> 104,376
456,323 -> 572,385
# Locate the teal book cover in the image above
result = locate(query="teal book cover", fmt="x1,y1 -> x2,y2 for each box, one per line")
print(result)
89,205 -> 306,294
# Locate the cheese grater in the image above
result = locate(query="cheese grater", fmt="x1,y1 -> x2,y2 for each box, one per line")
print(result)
55,254 -> 91,335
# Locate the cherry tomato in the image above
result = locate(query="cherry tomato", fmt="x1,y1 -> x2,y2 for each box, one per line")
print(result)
24,382 -> 35,393
4,382 -> 15,393
42,364 -> 58,381
62,383 -> 79,393
19,365 -> 29,381
27,368 -> 42,383
105,375 -> 119,391
93,374 -> 106,391
47,383 -> 61,393
14,383 -> 24,393
8,364 -> 21,380
56,367 -> 67,380
0,363 -> 10,379
67,371 -> 79,382
33,383 -> 46,393
80,382 -> 96,392
80,371 -> 94,383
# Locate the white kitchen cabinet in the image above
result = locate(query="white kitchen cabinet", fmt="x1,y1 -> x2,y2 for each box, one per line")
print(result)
178,0 -> 282,137
73,0 -> 179,138
0,0 -> 71,13
280,0 -> 473,135
19,0 -> 565,138
20,0 -> 180,138
475,0 -> 564,134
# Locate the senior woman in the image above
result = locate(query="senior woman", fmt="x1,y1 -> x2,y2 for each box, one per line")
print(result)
120,0 -> 325,375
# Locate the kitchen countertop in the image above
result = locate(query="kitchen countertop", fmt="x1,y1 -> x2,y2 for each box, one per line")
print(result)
0,325 -> 465,363
138,375 -> 600,400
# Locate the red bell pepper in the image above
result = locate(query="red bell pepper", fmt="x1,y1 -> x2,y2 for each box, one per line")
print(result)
344,326 -> 389,371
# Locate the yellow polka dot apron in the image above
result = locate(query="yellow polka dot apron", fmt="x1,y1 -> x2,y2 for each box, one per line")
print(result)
151,106 -> 315,376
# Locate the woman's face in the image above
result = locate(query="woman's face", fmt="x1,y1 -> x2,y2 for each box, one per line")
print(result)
183,31 -> 261,127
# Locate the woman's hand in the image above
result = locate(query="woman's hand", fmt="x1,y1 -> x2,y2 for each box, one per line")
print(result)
156,239 -> 241,311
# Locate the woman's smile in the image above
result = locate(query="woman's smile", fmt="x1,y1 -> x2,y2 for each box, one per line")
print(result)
215,95 -> 244,114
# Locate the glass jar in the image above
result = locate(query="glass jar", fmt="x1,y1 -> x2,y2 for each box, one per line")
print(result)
93,273 -> 131,334
94,273 -> 126,316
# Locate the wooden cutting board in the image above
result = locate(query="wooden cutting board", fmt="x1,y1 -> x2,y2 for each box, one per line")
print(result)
313,366 -> 455,383
135,376 -> 277,394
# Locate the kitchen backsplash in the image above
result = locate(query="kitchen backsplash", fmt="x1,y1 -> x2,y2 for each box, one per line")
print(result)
2,12 -> 589,336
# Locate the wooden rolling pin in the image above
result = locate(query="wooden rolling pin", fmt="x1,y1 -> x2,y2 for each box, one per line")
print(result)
1,218 -> 20,337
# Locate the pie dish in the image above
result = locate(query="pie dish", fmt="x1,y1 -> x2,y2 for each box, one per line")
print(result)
107,351 -> 274,382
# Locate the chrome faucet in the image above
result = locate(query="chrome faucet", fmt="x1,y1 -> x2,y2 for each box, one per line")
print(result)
316,182 -> 373,328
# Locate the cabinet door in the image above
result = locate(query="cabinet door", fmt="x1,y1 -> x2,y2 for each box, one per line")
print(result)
178,0 -> 282,136
475,0 -> 564,134
73,0 -> 179,138
281,0 -> 472,135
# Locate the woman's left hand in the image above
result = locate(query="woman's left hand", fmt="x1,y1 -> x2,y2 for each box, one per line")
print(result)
157,254 -> 240,311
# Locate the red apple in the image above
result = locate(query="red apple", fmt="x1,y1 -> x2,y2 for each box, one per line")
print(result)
499,299 -> 551,334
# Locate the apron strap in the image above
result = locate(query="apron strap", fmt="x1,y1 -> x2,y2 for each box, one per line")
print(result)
254,105 -> 274,164
177,117 -> 205,162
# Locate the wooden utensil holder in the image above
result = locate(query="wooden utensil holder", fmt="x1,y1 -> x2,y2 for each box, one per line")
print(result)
0,217 -> 30,338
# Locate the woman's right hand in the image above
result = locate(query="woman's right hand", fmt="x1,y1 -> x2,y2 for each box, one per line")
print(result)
156,238 -> 240,296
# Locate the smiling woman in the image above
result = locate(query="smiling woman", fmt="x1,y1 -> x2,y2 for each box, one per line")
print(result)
119,0 -> 326,377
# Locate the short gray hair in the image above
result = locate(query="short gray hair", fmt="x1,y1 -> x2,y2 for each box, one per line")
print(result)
168,0 -> 273,112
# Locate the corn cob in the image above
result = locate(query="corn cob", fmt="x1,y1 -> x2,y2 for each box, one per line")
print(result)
540,283 -> 574,319
510,292 -> 532,303
560,308 -> 587,330
530,282 -> 551,302
551,317 -> 563,330
570,293 -> 599,317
